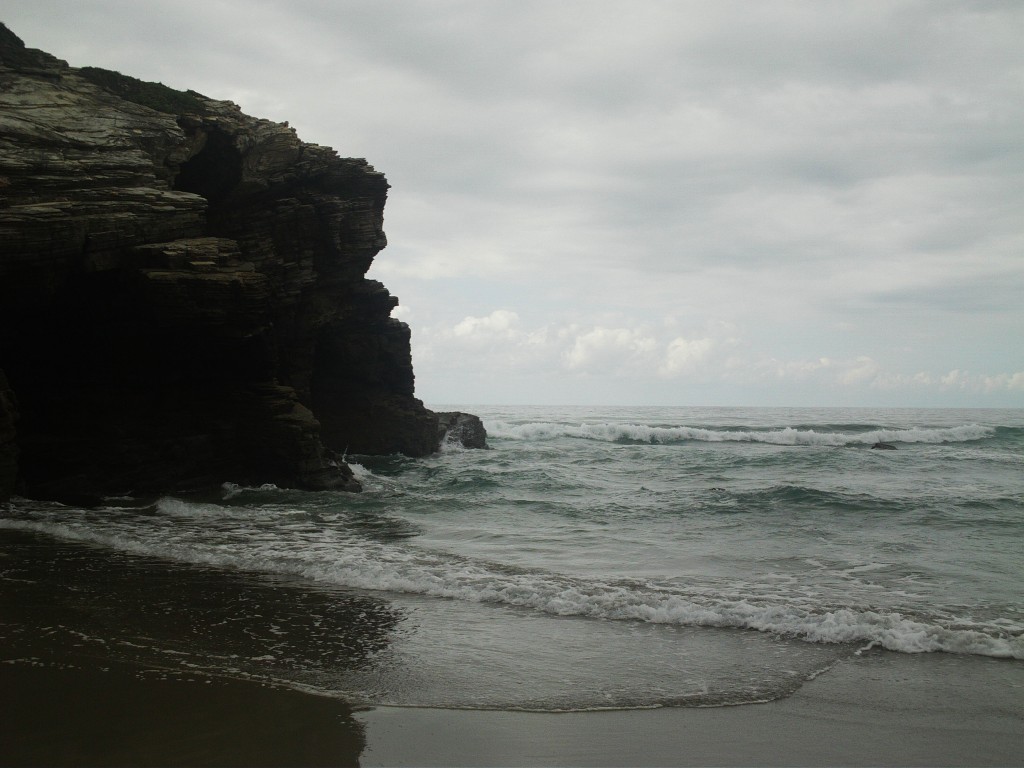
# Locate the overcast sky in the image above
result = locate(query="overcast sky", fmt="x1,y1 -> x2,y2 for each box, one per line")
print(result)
5,1 -> 1023,407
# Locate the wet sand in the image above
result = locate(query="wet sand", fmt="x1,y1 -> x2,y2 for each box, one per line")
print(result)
2,648 -> 1021,767
358,650 -> 1024,767
1,660 -> 364,767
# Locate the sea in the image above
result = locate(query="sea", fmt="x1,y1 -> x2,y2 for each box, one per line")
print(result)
2,405 -> 1022,712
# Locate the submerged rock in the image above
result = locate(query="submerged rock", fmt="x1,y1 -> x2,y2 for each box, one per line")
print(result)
0,24 -> 449,499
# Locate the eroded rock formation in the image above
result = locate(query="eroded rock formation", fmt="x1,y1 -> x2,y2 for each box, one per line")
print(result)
0,24 -> 452,502
436,412 -> 488,450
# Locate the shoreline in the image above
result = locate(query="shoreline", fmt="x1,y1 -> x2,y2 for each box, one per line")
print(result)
3,648 -> 1021,767
355,649 -> 1024,767
2,529 -> 1021,766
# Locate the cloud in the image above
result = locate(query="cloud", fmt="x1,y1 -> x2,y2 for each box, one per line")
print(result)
838,357 -> 883,386
660,337 -> 715,377
563,327 -> 658,374
6,0 -> 1023,406
412,306 -> 1024,406
983,372 -> 1024,392
453,309 -> 521,339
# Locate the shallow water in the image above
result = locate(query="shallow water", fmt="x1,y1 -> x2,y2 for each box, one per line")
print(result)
2,406 -> 1022,710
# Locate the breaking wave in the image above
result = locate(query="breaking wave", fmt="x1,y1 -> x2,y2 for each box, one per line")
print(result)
2,503 -> 1020,661
486,421 -> 995,447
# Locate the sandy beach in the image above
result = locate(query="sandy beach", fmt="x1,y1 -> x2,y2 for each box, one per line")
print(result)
1,661 -> 364,767
3,644 -> 1021,767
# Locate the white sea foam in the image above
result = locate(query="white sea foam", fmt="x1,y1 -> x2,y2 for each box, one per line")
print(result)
486,421 -> 994,447
437,435 -> 469,453
221,482 -> 281,500
346,462 -> 370,479
2,510 -> 1020,660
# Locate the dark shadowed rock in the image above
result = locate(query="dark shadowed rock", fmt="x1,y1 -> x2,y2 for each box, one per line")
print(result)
0,24 -> 444,499
0,370 -> 18,501
436,412 -> 488,450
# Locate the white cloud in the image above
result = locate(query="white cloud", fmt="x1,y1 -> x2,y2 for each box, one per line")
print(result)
453,310 -> 521,339
563,327 -> 658,373
941,369 -> 969,390
839,357 -> 883,387
659,337 -> 715,377
6,0 -> 1024,406
985,372 -> 1024,392
936,370 -> 1024,394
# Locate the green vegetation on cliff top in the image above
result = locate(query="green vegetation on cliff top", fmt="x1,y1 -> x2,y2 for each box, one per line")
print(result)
78,66 -> 208,115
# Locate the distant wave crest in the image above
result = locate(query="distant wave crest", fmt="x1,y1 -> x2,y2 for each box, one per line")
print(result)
486,421 -> 995,447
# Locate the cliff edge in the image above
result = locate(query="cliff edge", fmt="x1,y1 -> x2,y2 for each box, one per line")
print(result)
0,24 -> 452,502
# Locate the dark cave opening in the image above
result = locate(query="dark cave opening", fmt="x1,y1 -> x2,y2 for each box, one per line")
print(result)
174,128 -> 242,205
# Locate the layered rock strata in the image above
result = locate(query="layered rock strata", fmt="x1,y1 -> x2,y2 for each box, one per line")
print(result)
0,24 -> 452,502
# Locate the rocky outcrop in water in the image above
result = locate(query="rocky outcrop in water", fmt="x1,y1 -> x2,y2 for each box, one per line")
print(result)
0,24 -> 461,502
436,412 -> 488,450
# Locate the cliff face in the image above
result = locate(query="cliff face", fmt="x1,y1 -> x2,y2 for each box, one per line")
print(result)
0,24 -> 441,502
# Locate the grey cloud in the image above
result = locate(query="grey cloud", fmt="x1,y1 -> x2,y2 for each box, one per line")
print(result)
5,0 -> 1022,405
863,271 -> 1024,314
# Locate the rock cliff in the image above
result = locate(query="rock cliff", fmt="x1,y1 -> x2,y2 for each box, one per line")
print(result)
0,24 -> 454,502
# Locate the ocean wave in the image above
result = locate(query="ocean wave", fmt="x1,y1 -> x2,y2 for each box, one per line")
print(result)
220,482 -> 281,500
2,512 -> 1019,660
293,550 -> 1024,660
728,484 -> 906,515
486,421 -> 995,447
